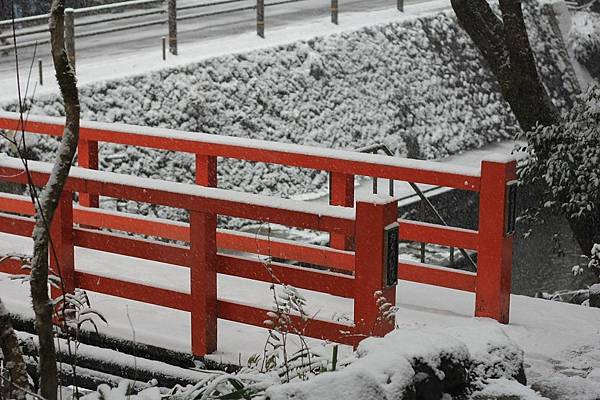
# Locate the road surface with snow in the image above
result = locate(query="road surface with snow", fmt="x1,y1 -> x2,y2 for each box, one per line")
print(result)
0,0 -> 428,89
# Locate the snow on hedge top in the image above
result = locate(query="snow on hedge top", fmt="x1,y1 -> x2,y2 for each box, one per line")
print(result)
0,156 -> 355,221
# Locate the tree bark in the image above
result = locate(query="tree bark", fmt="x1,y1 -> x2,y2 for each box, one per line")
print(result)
450,0 -> 560,135
0,299 -> 29,400
28,1 -> 80,399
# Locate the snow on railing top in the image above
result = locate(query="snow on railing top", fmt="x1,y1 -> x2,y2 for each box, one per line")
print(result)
0,111 -> 483,190
0,155 -> 355,232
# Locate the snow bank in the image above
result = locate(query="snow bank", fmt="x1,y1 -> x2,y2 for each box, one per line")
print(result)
472,378 -> 549,400
265,325 -> 528,400
0,0 -> 577,227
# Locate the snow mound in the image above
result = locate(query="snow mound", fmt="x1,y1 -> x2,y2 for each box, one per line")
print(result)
265,324 -> 528,400
472,378 -> 549,400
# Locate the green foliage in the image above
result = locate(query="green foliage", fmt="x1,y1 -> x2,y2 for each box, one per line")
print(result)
518,83 -> 600,220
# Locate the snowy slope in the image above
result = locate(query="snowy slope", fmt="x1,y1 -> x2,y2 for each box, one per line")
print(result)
1,230 -> 600,398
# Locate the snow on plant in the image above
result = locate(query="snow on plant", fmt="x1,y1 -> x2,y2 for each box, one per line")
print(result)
569,11 -> 600,67
573,243 -> 600,281
374,290 -> 398,329
518,83 -> 600,224
259,283 -> 328,383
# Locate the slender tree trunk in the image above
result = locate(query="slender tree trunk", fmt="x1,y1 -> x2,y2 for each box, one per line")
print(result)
28,1 -> 80,399
0,298 -> 29,400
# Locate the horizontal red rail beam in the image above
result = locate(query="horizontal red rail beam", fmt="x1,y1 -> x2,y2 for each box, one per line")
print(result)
0,193 -> 35,215
76,271 -> 192,311
72,228 -> 352,298
0,112 -> 481,191
217,230 -> 354,272
217,299 -> 360,347
0,193 -> 355,271
217,254 -> 354,298
75,207 -> 189,241
0,213 -> 34,237
0,257 -> 28,275
398,260 -> 476,292
0,158 -> 355,235
74,228 -> 190,267
399,220 -> 479,250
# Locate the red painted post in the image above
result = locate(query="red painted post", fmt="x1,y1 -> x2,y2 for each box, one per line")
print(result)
329,172 -> 354,250
49,190 -> 75,301
475,156 -> 517,324
196,154 -> 217,187
190,209 -> 218,355
191,154 -> 218,355
354,197 -> 398,338
78,140 -> 99,208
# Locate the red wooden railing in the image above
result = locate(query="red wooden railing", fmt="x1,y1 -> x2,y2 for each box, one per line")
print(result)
0,112 -> 517,355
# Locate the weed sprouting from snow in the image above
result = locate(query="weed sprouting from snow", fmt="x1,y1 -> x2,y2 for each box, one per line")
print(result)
374,290 -> 398,329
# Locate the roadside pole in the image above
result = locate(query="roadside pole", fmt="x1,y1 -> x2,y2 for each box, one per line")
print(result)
168,0 -> 177,55
257,0 -> 265,38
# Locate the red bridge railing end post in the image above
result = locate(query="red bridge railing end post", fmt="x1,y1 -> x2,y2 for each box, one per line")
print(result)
354,197 -> 398,339
475,156 -> 517,324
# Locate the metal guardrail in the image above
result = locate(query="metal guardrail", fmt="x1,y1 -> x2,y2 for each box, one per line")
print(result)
0,0 -> 311,53
356,143 -> 478,270
0,0 -> 164,29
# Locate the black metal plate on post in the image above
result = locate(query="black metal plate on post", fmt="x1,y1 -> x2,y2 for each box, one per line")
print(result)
505,180 -> 517,236
383,222 -> 399,287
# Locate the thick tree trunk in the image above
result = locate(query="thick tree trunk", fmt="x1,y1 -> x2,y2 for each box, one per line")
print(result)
450,0 -> 560,135
28,1 -> 80,399
0,299 -> 29,400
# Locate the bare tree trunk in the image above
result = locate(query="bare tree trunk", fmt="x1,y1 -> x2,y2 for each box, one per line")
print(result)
28,1 -> 80,399
450,0 -> 560,135
0,298 -> 29,400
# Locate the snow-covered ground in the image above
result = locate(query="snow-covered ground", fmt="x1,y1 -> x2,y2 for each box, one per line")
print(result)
1,229 -> 600,398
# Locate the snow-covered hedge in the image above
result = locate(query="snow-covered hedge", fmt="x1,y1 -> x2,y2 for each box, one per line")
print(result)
2,0 -> 578,224
569,11 -> 600,78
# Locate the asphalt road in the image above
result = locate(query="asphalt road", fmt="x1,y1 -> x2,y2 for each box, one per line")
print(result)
0,0 -> 409,77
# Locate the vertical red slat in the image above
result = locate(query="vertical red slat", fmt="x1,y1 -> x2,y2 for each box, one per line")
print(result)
475,157 -> 516,324
354,198 -> 397,339
50,190 -> 75,300
78,139 -> 99,208
196,154 -> 217,187
190,210 -> 218,356
329,172 -> 354,250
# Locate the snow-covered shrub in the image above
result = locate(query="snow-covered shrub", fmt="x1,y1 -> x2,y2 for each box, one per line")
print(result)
573,243 -> 600,282
518,83 -> 600,223
569,11 -> 600,78
1,0 -> 577,227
